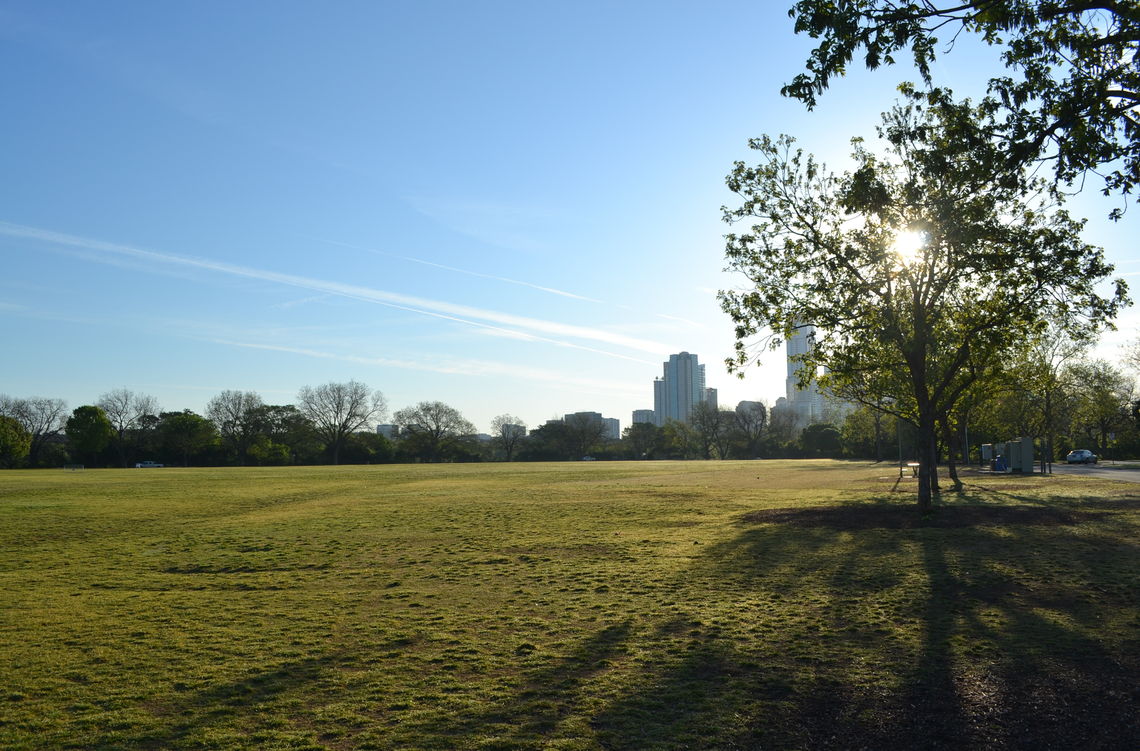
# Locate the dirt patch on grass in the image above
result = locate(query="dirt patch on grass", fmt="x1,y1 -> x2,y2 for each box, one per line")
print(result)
740,504 -> 1094,529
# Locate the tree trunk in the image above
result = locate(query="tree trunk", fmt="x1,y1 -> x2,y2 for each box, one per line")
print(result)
916,412 -> 936,513
942,420 -> 963,492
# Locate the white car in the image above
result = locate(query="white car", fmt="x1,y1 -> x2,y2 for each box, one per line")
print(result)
135,460 -> 165,468
1065,449 -> 1098,464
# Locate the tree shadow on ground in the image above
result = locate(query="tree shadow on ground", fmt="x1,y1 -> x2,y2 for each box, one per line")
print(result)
408,621 -> 634,749
123,654 -> 345,750
592,497 -> 1140,750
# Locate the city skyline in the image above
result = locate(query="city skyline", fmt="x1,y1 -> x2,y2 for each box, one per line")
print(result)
2,2 -> 1135,433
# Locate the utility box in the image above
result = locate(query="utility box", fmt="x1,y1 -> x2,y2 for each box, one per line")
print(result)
980,444 -> 993,463
1007,436 -> 1035,473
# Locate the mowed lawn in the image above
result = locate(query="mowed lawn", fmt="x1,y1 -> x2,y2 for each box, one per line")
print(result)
1,461 -> 1137,750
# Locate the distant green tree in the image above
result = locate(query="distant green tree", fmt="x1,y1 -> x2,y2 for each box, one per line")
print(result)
622,422 -> 662,460
206,390 -> 264,465
516,422 -> 570,461
0,415 -> 31,468
659,420 -> 699,459
840,405 -> 888,460
341,432 -> 394,464
1068,360 -> 1135,457
394,401 -> 476,462
158,410 -> 219,467
65,406 -> 115,465
0,395 -> 68,467
800,423 -> 842,458
250,405 -> 321,464
247,435 -> 292,466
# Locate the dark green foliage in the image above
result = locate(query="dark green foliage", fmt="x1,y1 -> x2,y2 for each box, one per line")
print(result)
340,431 -> 394,464
65,405 -> 115,465
622,422 -> 663,459
800,422 -> 842,458
785,0 -> 1140,209
158,410 -> 219,467
0,415 -> 31,468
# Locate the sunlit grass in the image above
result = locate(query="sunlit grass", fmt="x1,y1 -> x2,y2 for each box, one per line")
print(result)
1,461 -> 1136,749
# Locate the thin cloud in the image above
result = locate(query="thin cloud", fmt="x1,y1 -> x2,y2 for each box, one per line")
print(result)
656,313 -> 705,328
210,339 -> 645,398
313,236 -> 602,303
0,221 -> 668,362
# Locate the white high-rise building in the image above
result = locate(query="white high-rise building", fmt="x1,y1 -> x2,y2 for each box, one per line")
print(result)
786,324 -> 825,424
653,352 -> 710,425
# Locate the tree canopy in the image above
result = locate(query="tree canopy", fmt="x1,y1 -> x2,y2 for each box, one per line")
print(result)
65,405 -> 115,463
394,401 -> 476,462
0,415 -> 31,468
297,381 -> 386,465
785,1 -> 1140,209
720,102 -> 1128,509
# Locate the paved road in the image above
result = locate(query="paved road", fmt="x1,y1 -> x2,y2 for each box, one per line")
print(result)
1049,463 -> 1140,484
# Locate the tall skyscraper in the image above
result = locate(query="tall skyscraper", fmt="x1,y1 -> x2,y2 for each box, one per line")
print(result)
653,352 -> 709,425
786,324 -> 824,424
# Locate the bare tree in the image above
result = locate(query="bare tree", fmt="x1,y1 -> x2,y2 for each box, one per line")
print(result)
394,401 -> 476,462
734,401 -> 768,458
490,414 -> 527,461
690,402 -> 733,459
0,396 -> 68,467
561,413 -> 609,460
206,390 -> 264,465
97,388 -> 160,467
296,381 -> 386,464
1125,338 -> 1140,373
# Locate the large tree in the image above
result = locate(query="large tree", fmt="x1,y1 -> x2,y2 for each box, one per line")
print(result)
97,388 -> 159,467
489,414 -> 527,461
65,405 -> 115,465
720,103 -> 1126,511
0,415 -> 31,468
248,404 -> 321,465
690,402 -> 733,459
206,390 -> 264,465
158,410 -> 219,467
561,413 -> 610,460
296,381 -> 386,464
1068,359 -> 1135,455
785,0 -> 1140,209
622,422 -> 662,460
394,401 -> 476,462
0,395 -> 68,467
733,401 -> 769,458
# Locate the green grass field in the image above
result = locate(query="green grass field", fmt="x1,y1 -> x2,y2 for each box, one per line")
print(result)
1,461 -> 1137,750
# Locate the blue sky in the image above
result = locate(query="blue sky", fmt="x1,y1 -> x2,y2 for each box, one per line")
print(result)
2,1 -> 1136,433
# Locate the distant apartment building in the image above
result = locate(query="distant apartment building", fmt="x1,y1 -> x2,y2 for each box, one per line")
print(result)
631,409 -> 655,425
376,424 -> 399,440
652,351 -> 713,426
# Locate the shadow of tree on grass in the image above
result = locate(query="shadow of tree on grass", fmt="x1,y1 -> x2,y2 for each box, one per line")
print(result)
591,498 -> 1139,750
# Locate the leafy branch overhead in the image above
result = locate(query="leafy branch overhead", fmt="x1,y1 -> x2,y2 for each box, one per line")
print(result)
785,1 -> 1140,208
